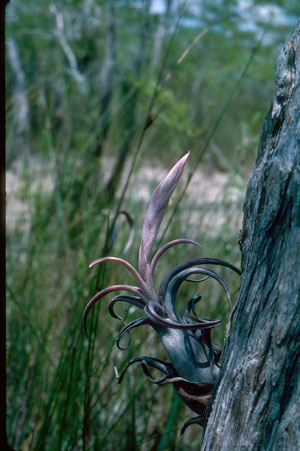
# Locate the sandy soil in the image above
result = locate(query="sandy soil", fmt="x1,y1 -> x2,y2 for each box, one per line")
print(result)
6,156 -> 244,235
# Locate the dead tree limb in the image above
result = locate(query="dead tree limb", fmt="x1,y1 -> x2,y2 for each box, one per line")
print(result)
201,21 -> 300,451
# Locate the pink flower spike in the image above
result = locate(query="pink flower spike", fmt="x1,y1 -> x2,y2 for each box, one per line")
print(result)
149,238 -> 201,280
83,284 -> 148,338
138,152 -> 190,285
89,256 -> 148,293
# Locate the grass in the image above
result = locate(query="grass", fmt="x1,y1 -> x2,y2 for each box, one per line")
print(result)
6,147 -> 244,449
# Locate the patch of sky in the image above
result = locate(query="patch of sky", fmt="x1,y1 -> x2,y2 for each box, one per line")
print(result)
180,16 -> 201,29
151,0 -> 294,31
232,0 -> 297,46
150,0 -> 202,19
150,0 -> 297,47
150,0 -> 166,14
238,0 -> 292,32
150,0 -> 167,15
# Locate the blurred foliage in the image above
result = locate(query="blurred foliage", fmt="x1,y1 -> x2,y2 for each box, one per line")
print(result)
6,0 -> 299,170
6,0 -> 299,449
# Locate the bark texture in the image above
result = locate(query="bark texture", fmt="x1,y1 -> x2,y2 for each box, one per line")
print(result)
201,22 -> 300,451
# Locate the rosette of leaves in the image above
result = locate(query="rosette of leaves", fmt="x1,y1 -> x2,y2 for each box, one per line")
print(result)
83,152 -> 241,434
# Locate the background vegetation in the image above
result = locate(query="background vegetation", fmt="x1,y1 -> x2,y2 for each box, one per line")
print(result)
6,1 -> 299,449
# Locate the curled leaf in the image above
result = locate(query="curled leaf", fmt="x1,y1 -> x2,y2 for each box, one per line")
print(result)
83,285 -> 148,338
149,238 -> 201,282
89,256 -> 149,295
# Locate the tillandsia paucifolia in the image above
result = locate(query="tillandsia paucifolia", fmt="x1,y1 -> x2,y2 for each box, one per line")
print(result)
83,152 -> 241,434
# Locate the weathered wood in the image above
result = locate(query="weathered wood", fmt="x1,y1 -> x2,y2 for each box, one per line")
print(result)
201,21 -> 300,450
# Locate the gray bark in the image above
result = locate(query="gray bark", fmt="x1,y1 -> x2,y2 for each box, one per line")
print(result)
201,22 -> 300,451
49,4 -> 87,93
6,37 -> 30,135
6,28 -> 31,164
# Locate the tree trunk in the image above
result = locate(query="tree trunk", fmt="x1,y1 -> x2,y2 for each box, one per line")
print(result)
201,21 -> 300,451
50,4 -> 87,93
6,22 -> 31,165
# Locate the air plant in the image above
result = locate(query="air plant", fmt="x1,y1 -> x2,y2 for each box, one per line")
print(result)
83,152 -> 241,434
